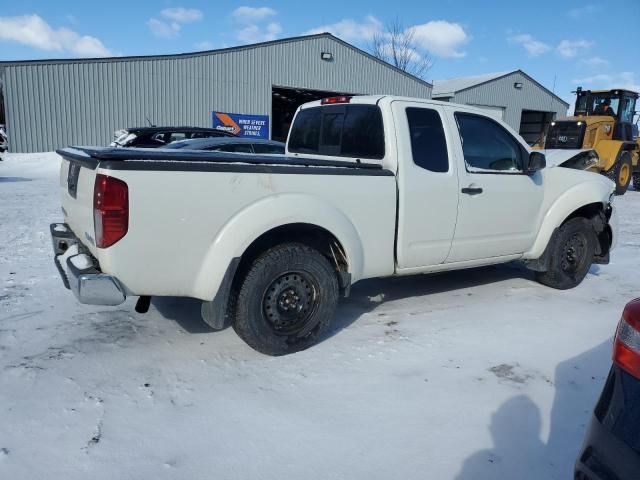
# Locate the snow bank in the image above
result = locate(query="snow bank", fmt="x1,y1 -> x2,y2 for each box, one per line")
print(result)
1,151 -> 61,179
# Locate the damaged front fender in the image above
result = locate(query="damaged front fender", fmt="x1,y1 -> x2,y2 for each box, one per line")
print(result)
543,149 -> 599,170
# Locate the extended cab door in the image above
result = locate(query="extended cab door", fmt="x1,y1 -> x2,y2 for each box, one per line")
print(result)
444,110 -> 544,263
393,101 -> 460,268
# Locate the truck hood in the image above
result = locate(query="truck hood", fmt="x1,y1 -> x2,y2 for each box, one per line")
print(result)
542,149 -> 592,168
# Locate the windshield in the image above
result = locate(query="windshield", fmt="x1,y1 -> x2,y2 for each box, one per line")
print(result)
576,92 -> 621,117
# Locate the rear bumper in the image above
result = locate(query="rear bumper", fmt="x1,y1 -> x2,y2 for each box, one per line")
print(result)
50,223 -> 126,306
575,366 -> 640,480
576,414 -> 640,480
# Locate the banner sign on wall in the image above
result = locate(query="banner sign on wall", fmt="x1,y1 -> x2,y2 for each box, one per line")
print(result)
212,111 -> 270,139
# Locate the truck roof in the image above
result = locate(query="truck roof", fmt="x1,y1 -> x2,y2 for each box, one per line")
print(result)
299,94 -> 506,118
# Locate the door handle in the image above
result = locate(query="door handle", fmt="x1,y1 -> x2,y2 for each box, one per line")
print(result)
461,186 -> 483,195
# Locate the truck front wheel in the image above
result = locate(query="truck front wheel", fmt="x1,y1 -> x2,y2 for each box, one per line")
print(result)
633,171 -> 640,192
233,243 -> 339,356
535,218 -> 596,290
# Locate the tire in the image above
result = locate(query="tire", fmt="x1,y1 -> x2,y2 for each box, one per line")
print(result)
535,217 -> 596,290
233,243 -> 339,356
606,151 -> 632,195
633,171 -> 640,192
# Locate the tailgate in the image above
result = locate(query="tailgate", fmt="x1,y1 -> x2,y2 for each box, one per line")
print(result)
57,148 -> 99,256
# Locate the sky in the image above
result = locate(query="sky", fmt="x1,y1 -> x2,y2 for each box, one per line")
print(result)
0,0 -> 638,106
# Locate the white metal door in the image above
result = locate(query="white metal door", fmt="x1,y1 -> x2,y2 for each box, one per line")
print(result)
392,101 -> 460,268
444,109 -> 544,263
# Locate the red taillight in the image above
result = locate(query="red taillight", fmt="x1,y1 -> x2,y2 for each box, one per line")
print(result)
613,299 -> 640,379
94,174 -> 128,248
321,95 -> 352,105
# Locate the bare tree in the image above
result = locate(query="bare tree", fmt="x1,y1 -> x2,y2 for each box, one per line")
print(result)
371,19 -> 432,79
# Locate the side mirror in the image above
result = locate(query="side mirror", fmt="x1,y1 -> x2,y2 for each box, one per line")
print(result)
526,151 -> 546,174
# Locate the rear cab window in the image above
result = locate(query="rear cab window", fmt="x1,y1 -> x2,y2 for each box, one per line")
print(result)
288,104 -> 384,160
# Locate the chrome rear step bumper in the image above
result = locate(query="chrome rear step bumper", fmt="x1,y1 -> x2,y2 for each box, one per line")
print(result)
50,223 -> 126,306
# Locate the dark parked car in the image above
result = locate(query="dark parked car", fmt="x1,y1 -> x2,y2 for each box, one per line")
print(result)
575,298 -> 640,480
111,126 -> 235,148
163,137 -> 285,154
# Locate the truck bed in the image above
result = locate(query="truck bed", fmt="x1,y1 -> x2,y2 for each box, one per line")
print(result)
57,146 -> 393,173
55,147 -> 398,301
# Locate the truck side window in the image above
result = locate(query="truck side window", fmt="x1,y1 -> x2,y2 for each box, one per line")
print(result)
455,113 -> 522,172
406,108 -> 448,173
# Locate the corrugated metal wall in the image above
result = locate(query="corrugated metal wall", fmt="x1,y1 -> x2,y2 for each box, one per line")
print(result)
452,71 -> 568,130
1,35 -> 432,152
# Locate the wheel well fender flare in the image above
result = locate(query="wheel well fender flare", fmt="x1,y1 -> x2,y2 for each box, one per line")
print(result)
193,193 -> 365,301
525,182 -> 610,260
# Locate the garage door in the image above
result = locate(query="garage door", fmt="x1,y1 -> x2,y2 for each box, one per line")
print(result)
519,110 -> 555,146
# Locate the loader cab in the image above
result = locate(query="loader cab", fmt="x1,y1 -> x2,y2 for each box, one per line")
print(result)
574,88 -> 638,141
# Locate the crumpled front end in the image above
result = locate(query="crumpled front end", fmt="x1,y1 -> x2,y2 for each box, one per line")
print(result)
543,149 -> 599,171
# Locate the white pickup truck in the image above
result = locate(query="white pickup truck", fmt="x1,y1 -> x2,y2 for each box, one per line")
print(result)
52,95 -> 617,355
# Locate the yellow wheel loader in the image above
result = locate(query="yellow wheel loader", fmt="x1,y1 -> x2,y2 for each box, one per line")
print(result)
544,87 -> 639,195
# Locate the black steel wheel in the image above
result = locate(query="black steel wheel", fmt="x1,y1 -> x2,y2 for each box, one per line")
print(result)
233,243 -> 339,356
262,271 -> 321,337
536,217 -> 596,290
559,231 -> 589,275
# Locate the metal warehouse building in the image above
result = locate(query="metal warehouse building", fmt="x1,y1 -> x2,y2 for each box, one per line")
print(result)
0,34 -> 569,153
0,33 -> 433,153
432,70 -> 569,145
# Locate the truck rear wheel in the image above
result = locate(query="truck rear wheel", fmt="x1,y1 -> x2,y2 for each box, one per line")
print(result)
233,243 -> 339,356
535,217 -> 596,290
606,151 -> 632,195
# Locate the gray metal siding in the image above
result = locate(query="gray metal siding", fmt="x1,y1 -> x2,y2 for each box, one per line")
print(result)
2,36 -> 432,152
450,72 -> 567,130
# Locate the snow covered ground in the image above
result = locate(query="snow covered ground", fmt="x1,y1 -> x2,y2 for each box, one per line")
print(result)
0,152 -> 638,480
